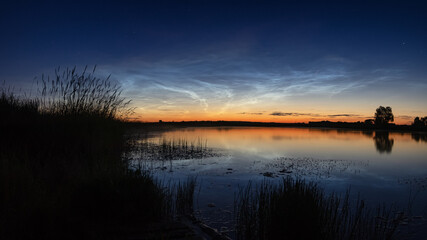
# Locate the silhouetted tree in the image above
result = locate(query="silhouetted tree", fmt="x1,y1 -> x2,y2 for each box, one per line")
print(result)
413,116 -> 427,129
374,106 -> 394,126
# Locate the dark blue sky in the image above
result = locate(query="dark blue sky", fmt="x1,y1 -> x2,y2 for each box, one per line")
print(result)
1,1 -> 426,122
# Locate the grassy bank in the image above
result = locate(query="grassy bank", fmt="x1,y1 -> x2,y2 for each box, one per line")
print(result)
235,178 -> 402,240
0,68 -> 186,239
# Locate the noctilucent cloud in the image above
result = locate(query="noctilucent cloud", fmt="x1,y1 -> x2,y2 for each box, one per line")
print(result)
1,1 -> 426,123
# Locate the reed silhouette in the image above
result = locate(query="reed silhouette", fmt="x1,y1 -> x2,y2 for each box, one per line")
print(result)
0,67 -> 193,239
235,178 -> 401,240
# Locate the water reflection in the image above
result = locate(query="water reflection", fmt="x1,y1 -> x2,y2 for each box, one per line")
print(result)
373,131 -> 394,154
361,131 -> 373,138
141,127 -> 427,236
153,127 -> 425,159
412,133 -> 427,143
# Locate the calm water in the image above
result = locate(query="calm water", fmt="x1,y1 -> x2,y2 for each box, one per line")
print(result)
131,127 -> 427,237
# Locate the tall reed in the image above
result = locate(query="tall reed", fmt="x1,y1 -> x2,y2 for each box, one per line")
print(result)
235,178 -> 402,240
0,67 -> 180,239
175,177 -> 197,215
37,66 -> 132,119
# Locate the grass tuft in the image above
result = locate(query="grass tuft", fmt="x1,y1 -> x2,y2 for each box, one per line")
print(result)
235,178 -> 402,240
37,66 -> 133,119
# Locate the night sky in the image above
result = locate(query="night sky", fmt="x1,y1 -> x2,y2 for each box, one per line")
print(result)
1,1 -> 426,123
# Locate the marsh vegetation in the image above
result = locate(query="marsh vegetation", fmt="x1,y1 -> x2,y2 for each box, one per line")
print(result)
128,137 -> 219,161
235,178 -> 402,240
0,67 -> 195,239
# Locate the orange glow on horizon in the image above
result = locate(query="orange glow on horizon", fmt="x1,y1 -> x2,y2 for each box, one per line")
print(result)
131,111 -> 412,125
128,88 -> 426,126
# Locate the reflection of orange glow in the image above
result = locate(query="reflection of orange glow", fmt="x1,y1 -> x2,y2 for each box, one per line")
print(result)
161,127 -> 379,141
153,127 -> 427,162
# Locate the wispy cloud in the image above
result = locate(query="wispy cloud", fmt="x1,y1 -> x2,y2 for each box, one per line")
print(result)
396,115 -> 414,120
239,112 -> 263,115
95,52 -> 424,121
327,114 -> 361,118
271,112 -> 363,118
154,83 -> 209,111
270,112 -> 321,117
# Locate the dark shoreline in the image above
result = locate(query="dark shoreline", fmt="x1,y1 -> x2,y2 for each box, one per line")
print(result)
126,120 -> 427,133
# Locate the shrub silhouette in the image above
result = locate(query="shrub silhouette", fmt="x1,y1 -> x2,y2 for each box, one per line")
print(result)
413,116 -> 427,129
374,106 -> 394,127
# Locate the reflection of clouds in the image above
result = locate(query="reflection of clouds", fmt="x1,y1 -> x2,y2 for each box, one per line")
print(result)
97,54 -> 422,118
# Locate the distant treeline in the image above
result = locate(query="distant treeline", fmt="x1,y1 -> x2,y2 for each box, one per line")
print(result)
132,106 -> 427,132
129,120 -> 427,132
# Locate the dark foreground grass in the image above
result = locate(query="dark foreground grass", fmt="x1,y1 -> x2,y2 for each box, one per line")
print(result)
235,178 -> 402,240
0,68 -> 194,239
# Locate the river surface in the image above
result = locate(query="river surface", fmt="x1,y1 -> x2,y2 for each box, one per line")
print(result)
129,127 -> 427,238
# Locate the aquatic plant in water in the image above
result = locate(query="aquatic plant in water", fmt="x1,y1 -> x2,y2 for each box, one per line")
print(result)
235,178 -> 402,240
128,137 -> 221,162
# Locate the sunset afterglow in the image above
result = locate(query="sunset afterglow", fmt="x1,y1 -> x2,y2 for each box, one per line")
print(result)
1,1 -> 426,124
2,1 -> 427,239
